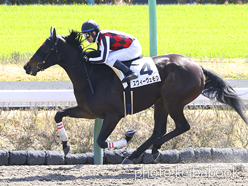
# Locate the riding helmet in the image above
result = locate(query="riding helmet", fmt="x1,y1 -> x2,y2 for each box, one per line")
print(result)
81,20 -> 100,33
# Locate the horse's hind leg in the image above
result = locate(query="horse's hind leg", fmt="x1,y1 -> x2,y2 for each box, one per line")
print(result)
152,104 -> 190,155
122,99 -> 168,164
151,99 -> 169,160
149,100 -> 169,160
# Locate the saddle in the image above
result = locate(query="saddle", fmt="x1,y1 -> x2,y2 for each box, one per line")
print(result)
110,56 -> 143,117
110,55 -> 161,117
83,49 -> 161,116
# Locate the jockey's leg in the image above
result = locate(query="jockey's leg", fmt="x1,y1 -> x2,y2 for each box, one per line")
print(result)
105,40 -> 142,83
113,60 -> 138,83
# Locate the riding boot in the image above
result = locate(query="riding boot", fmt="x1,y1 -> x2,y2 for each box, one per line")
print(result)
113,60 -> 138,83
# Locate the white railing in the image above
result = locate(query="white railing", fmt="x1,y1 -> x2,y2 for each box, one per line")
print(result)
0,88 -> 247,107
0,90 -> 75,102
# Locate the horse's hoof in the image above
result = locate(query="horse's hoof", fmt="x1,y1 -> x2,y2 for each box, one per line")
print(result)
125,130 -> 136,137
63,145 -> 70,155
122,158 -> 133,164
152,152 -> 160,162
125,130 -> 136,142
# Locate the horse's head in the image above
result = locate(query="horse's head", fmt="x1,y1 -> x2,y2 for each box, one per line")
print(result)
24,27 -> 62,76
24,28 -> 100,77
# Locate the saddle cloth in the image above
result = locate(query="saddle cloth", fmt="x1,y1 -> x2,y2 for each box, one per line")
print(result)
110,57 -> 161,89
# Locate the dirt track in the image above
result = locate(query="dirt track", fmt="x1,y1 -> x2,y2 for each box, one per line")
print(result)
0,163 -> 248,185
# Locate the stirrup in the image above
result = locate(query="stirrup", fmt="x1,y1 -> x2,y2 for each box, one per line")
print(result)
121,73 -> 138,83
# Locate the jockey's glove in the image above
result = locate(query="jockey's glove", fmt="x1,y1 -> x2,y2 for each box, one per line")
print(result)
83,55 -> 88,62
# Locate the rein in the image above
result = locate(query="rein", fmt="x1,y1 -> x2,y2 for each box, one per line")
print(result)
35,35 -> 95,94
82,54 -> 95,95
34,37 -> 61,71
34,37 -> 84,70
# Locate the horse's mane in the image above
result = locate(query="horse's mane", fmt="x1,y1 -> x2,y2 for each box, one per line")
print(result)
62,30 -> 100,58
62,30 -> 83,49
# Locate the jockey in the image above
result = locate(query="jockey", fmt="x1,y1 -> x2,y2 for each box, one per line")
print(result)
81,20 -> 142,83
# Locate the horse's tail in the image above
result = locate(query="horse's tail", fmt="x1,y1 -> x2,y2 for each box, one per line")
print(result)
201,66 -> 248,125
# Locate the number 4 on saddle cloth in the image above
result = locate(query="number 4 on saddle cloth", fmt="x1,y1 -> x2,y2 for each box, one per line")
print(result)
110,57 -> 161,116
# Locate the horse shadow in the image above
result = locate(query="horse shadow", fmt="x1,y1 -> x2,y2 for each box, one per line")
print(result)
0,165 -> 138,183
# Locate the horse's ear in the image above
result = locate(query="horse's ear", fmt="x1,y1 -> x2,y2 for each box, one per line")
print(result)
52,28 -> 56,42
50,27 -> 53,36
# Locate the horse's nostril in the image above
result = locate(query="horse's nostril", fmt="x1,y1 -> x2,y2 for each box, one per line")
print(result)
24,64 -> 31,74
24,64 -> 29,69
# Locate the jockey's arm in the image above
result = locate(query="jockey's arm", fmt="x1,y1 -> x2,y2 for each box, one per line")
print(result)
88,36 -> 110,63
97,42 -> 100,51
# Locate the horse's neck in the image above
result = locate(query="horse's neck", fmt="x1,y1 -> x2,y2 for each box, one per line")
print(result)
61,65 -> 89,93
61,61 -> 117,93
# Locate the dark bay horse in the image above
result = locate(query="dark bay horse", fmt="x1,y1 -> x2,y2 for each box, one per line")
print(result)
24,28 -> 248,164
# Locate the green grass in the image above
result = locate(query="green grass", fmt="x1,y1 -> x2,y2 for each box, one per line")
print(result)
0,4 -> 248,59
157,5 -> 248,58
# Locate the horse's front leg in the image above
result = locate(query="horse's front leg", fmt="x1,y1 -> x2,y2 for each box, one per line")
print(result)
54,106 -> 94,155
95,113 -> 122,149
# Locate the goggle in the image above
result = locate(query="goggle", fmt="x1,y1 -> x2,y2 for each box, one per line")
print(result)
84,32 -> 90,40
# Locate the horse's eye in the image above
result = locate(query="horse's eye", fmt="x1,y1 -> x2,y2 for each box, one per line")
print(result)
44,46 -> 50,52
43,45 -> 50,52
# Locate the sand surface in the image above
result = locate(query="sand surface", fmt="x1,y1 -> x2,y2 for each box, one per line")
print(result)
1,163 -> 248,185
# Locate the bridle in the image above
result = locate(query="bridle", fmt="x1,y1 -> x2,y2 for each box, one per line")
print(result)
34,35 -> 86,71
33,37 -> 61,71
33,34 -> 95,94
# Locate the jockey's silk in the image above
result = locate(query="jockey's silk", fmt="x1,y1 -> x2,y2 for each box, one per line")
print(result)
88,30 -> 142,66
97,30 -> 134,50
